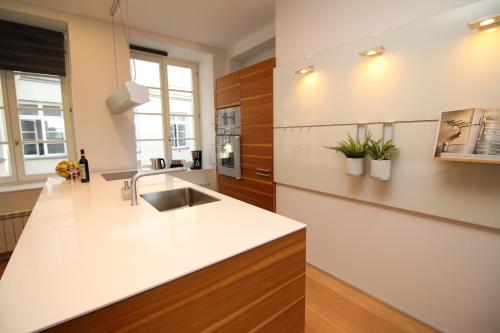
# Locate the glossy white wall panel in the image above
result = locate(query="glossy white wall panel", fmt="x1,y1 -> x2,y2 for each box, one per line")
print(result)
277,183 -> 500,333
275,0 -> 500,127
274,122 -> 500,229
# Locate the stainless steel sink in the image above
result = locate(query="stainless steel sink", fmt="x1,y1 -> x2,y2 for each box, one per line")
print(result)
140,187 -> 220,212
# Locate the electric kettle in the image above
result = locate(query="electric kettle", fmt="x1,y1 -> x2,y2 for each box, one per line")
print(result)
150,158 -> 166,170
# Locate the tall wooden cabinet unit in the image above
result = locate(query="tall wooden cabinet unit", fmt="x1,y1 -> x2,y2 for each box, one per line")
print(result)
216,58 -> 276,212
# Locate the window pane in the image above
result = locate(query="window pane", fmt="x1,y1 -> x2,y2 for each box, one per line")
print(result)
22,132 -> 36,141
171,139 -> 196,162
21,120 -> 35,132
168,91 -> 194,115
14,72 -> 68,176
131,59 -> 161,88
15,74 -> 62,106
0,144 -> 11,177
136,140 -> 164,168
23,143 -> 38,155
46,132 -> 64,140
43,110 -> 62,116
0,108 -> 7,142
134,114 -> 163,140
134,88 -> 162,114
171,115 -> 196,139
167,65 -> 192,91
20,110 -> 38,116
47,143 -> 65,154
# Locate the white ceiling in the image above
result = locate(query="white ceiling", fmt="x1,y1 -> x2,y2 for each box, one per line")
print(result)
19,0 -> 275,50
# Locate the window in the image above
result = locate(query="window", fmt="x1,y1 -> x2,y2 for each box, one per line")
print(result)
130,52 -> 200,168
0,71 -> 74,183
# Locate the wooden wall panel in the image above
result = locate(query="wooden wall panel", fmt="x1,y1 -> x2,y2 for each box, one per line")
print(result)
240,58 -> 276,78
217,174 -> 242,198
215,72 -> 240,109
241,124 -> 273,145
216,71 -> 239,90
241,95 -> 273,126
47,230 -> 306,333
241,146 -> 273,171
242,170 -> 273,194
240,69 -> 273,100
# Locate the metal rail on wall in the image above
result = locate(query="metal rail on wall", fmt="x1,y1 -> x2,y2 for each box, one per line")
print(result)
274,119 -> 439,144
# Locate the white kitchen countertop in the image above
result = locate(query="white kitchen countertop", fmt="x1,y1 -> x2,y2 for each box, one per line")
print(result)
0,173 -> 305,333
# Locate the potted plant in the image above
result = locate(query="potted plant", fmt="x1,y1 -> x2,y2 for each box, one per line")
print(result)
324,133 -> 370,176
367,138 -> 398,180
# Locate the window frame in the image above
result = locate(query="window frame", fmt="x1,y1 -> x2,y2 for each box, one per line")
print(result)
0,70 -> 76,184
130,51 -> 201,167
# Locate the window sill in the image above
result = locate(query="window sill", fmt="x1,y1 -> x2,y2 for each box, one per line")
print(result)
0,182 -> 45,193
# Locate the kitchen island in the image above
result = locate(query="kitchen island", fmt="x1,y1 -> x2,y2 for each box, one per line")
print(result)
0,173 -> 306,332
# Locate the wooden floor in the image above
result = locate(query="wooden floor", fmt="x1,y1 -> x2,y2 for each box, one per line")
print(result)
305,264 -> 439,333
0,257 -> 437,332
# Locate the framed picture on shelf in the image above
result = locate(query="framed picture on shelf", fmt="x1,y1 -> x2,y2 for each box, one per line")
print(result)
433,108 -> 500,164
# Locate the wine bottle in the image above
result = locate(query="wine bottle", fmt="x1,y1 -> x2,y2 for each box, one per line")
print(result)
79,149 -> 90,183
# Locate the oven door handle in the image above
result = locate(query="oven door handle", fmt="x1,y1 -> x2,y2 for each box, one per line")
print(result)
234,135 -> 242,179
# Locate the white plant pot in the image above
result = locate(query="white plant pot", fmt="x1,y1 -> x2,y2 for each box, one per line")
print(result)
346,157 -> 364,176
370,159 -> 392,180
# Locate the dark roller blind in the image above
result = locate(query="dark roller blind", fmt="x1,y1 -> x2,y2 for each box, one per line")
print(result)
0,20 -> 66,76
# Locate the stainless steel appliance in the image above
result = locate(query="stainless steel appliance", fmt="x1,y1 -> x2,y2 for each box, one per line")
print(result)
150,158 -> 166,170
216,107 -> 241,179
217,106 -> 240,134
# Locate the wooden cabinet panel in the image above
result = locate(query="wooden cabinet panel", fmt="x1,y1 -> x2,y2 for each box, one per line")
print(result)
240,190 -> 274,211
216,72 -> 240,109
239,58 -> 276,79
241,124 -> 273,145
216,85 -> 240,109
241,146 -> 273,171
241,94 -> 273,126
242,172 -> 273,196
240,69 -> 273,100
216,71 -> 239,90
48,230 -> 306,333
242,168 -> 273,183
216,58 -> 276,212
218,174 -> 242,198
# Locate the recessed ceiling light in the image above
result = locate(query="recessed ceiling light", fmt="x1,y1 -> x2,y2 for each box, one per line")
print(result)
295,66 -> 314,75
468,14 -> 500,30
359,46 -> 385,57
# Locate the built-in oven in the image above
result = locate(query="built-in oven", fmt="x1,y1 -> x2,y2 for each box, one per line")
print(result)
216,107 -> 241,179
217,106 -> 240,134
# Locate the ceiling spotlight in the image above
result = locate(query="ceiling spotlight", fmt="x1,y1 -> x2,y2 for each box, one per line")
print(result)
468,14 -> 500,30
295,66 -> 314,75
359,46 -> 385,57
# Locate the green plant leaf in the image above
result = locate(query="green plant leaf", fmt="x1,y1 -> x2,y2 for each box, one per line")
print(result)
367,138 -> 398,160
324,132 -> 372,158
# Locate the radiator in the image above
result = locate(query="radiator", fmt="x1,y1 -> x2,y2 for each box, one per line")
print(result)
0,210 -> 31,254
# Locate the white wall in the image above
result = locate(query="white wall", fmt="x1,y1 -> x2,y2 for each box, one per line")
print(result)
0,0 -> 227,172
242,48 -> 275,68
276,0 -> 481,64
275,0 -> 500,332
227,23 -> 275,72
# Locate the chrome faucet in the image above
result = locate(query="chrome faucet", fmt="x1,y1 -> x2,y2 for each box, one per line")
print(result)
130,168 -> 185,206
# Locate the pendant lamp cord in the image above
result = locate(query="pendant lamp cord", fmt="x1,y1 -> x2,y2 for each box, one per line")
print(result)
111,0 -> 136,87
111,14 -> 119,87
